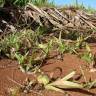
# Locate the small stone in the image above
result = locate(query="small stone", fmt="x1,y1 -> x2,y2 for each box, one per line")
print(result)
0,29 -> 3,33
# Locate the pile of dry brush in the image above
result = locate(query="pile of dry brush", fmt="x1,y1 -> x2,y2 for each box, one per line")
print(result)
0,3 -> 96,41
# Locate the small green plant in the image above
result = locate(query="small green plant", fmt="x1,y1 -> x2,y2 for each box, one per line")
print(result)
81,43 -> 94,64
57,40 -> 68,55
15,52 -> 29,72
54,32 -> 68,55
0,30 -> 37,59
68,44 -> 78,55
0,30 -> 47,73
0,33 -> 21,59
53,32 -> 78,58
38,40 -> 53,58
15,52 -> 28,65
14,48 -> 45,73
81,52 -> 93,63
75,35 -> 88,49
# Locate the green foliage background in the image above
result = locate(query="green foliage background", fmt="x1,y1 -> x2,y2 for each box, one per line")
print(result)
0,0 -> 55,7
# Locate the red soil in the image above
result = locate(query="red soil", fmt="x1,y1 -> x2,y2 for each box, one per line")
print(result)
0,43 -> 96,96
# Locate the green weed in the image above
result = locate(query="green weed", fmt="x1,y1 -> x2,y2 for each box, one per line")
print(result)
54,32 -> 68,54
0,30 -> 37,58
38,39 -> 53,58
15,52 -> 31,72
1,0 -> 55,7
0,33 -> 21,59
81,43 -> 94,64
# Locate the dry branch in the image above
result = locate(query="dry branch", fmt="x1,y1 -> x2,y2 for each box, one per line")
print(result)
0,4 -> 96,40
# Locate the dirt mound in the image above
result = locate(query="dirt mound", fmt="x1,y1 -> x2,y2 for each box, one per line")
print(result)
0,4 -> 96,41
0,43 -> 96,96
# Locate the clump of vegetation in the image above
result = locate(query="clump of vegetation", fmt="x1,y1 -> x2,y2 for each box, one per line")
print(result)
0,0 -> 55,7
0,30 -> 45,72
1,0 -> 96,95
0,33 -> 21,59
38,39 -> 53,58
53,34 -> 69,59
80,43 -> 94,65
31,0 -> 55,7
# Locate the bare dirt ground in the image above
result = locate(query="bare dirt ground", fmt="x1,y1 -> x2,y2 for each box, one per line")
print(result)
0,43 -> 96,96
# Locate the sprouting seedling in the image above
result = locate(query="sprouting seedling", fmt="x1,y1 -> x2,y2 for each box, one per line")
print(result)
6,33 -> 20,51
0,33 -> 21,59
54,32 -> 68,54
75,35 -> 90,49
15,52 -> 29,72
15,52 -> 28,64
81,43 -> 94,64
54,34 -> 78,56
75,35 -> 85,49
38,40 -> 53,57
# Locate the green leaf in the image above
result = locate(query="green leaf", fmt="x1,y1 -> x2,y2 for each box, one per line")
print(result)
81,52 -> 93,63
